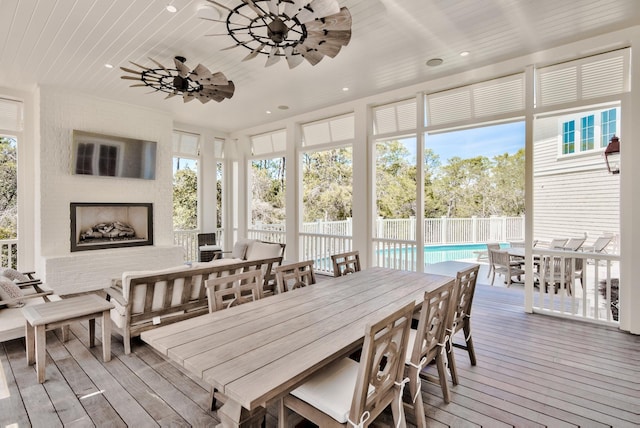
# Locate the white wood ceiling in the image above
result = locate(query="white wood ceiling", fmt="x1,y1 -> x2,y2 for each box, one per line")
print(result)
1,0 -> 638,132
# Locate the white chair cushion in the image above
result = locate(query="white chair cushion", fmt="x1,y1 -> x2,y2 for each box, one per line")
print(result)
290,357 -> 375,424
232,239 -> 253,259
245,241 -> 282,261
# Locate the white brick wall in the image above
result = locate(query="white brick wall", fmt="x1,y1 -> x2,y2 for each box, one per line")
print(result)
36,87 -> 183,294
44,246 -> 185,295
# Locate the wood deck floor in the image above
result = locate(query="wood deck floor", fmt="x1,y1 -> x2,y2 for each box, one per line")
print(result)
1,283 -> 639,427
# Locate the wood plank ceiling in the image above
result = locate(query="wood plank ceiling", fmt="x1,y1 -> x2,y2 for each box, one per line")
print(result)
0,0 -> 638,132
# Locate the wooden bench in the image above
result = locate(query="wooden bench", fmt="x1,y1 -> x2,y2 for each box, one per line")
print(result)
105,256 -> 283,354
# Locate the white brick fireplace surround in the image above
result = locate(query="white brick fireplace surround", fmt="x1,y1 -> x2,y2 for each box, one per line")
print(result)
44,246 -> 184,295
34,88 -> 184,295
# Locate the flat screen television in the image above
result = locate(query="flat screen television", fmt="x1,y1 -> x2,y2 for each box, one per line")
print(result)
72,130 -> 157,180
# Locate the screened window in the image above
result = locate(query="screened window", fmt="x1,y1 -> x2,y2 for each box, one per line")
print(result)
172,131 -> 200,230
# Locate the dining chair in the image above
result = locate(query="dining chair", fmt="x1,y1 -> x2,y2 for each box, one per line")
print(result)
485,242 -> 501,278
204,269 -> 263,312
534,255 -> 574,295
446,264 -> 480,386
275,260 -> 316,293
204,269 -> 263,411
490,249 -> 525,286
330,250 -> 361,277
280,301 -> 415,428
403,280 -> 455,427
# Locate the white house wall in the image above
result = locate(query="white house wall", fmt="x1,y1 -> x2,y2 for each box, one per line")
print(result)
533,116 -> 620,246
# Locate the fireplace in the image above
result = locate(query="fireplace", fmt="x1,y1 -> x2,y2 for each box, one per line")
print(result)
70,202 -> 153,252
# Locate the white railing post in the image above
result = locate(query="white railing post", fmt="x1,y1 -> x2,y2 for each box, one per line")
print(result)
441,216 -> 448,244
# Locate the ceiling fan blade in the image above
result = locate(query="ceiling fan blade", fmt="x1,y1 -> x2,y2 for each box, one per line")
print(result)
242,0 -> 265,17
303,30 -> 350,57
121,75 -> 144,80
210,71 -> 230,86
183,93 -> 197,103
267,0 -> 279,15
295,0 -> 340,24
192,63 -> 216,83
304,7 -> 352,32
174,58 -> 191,77
128,84 -> 147,87
128,61 -> 152,70
221,42 -> 246,51
283,0 -> 308,18
147,57 -> 168,71
265,46 -> 281,67
120,66 -> 143,75
165,92 -> 178,99
284,46 -> 304,68
298,45 -> 323,66
242,43 -> 266,61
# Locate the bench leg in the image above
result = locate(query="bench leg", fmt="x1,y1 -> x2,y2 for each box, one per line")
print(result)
25,321 -> 35,366
61,325 -> 70,342
89,319 -> 96,348
101,310 -> 111,362
35,325 -> 46,383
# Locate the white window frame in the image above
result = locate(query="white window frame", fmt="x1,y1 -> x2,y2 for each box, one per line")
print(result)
557,106 -> 620,157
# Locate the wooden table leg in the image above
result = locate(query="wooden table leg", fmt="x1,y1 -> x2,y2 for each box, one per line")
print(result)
217,400 -> 266,428
101,310 -> 111,362
89,318 -> 96,348
25,321 -> 35,366
35,325 -> 46,383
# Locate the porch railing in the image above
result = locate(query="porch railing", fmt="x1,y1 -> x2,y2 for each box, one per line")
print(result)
529,248 -> 621,326
0,239 -> 18,269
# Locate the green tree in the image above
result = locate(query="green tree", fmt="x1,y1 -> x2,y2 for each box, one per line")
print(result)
251,159 -> 286,224
487,149 -> 525,216
0,137 -> 17,239
302,148 -> 352,222
376,140 -> 417,219
432,156 -> 492,217
173,166 -> 198,230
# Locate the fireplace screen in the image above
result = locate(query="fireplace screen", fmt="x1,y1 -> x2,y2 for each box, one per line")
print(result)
70,203 -> 153,252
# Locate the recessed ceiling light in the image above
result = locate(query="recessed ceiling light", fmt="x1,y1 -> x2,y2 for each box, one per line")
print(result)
278,105 -> 289,110
342,87 -> 349,92
460,51 -> 470,57
104,63 -> 114,69
197,4 -> 220,20
166,4 -> 177,13
266,110 -> 272,114
426,58 -> 443,67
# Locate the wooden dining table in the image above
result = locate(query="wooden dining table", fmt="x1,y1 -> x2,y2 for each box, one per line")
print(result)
140,267 -> 455,428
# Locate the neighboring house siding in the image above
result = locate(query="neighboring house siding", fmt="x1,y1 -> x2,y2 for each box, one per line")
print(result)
533,116 -> 620,248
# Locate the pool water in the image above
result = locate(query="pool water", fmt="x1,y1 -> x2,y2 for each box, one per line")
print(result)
385,243 -> 508,264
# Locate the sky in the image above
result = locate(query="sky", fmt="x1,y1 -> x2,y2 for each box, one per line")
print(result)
425,121 -> 525,164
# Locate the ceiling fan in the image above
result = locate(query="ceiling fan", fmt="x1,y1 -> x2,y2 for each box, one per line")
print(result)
120,56 -> 235,104
203,0 -> 352,68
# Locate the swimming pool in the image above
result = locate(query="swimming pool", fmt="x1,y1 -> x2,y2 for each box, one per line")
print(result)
383,243 -> 508,264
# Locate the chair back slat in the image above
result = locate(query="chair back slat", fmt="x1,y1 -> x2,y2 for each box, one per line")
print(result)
351,301 -> 414,425
330,250 -> 361,277
275,260 -> 316,293
205,270 -> 263,312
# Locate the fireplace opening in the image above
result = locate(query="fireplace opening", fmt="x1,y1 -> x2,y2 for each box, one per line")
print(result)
70,203 -> 153,252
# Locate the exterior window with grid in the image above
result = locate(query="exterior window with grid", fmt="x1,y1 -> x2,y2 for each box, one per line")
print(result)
580,115 -> 594,151
562,121 -> 575,154
601,108 -> 617,147
558,106 -> 619,156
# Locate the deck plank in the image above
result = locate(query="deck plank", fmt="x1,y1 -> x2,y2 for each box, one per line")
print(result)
0,281 -> 639,428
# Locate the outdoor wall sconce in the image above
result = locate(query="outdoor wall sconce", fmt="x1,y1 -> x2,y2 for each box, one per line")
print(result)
604,135 -> 621,174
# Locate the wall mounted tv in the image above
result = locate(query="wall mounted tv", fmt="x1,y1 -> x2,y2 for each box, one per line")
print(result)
72,130 -> 157,180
